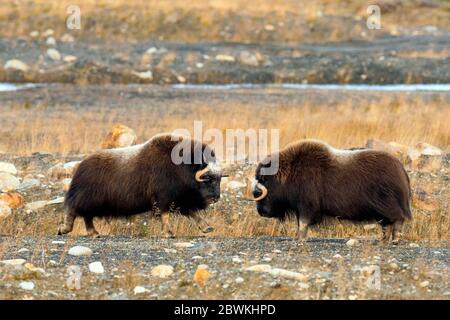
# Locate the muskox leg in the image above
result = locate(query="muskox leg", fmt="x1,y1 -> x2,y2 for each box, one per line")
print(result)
296,217 -> 310,241
191,212 -> 214,234
381,223 -> 394,243
391,220 -> 403,244
160,212 -> 174,238
83,216 -> 99,238
57,209 -> 76,235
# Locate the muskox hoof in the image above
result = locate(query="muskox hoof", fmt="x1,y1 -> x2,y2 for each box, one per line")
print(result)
57,225 -> 69,236
163,230 -> 175,238
202,226 -> 215,234
87,231 -> 100,238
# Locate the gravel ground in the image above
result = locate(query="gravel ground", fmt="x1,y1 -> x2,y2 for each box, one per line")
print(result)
0,236 -> 449,300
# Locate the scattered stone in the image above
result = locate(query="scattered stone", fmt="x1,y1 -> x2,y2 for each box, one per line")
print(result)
361,265 -> 379,276
409,243 -> 420,248
0,162 -> 17,175
245,264 -> 272,273
0,172 -> 21,191
18,248 -> 29,253
264,24 -> 275,31
389,262 -> 399,271
348,294 -> 358,300
46,36 -> 56,46
30,31 -> 39,38
132,70 -> 153,80
25,200 -> 48,211
164,248 -> 177,253
239,51 -> 259,66
52,240 -> 65,245
227,180 -> 246,190
61,33 -> 75,43
333,254 -> 343,259
101,124 -> 137,149
19,281 -> 35,291
4,59 -> 29,72
0,192 -> 25,208
215,54 -> 235,62
193,264 -> 212,286
419,280 -> 429,288
235,276 -> 244,284
346,239 -> 360,247
1,259 -> 26,266
151,265 -> 174,278
66,265 -> 82,290
416,143 -> 442,156
43,29 -> 54,37
47,48 -> 61,61
192,256 -> 203,260
232,256 -> 243,263
0,202 -> 12,219
47,197 -> 65,205
16,178 -> 40,191
173,242 -> 194,248
133,286 -> 149,295
245,264 -> 307,281
63,55 -> 77,63
68,246 -> 93,257
89,261 -> 105,274
177,75 -> 186,83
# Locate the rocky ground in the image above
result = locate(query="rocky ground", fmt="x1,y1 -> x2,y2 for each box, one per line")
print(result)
0,236 -> 449,300
1,35 -> 450,85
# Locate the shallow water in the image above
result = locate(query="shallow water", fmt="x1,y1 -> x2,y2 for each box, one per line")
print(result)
1,82 -> 450,92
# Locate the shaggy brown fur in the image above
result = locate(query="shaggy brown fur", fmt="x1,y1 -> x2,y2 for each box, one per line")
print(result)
58,133 -> 222,237
253,139 -> 412,242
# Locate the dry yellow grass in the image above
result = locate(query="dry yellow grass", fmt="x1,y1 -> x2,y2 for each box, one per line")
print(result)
1,0 -> 449,42
0,90 -> 448,241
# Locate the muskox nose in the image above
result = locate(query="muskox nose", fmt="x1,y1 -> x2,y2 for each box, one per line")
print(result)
253,189 -> 263,199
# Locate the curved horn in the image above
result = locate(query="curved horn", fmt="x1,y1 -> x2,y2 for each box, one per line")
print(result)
253,182 -> 268,201
195,167 -> 210,182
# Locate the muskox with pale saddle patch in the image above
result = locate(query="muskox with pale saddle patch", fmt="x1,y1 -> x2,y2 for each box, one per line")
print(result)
248,139 -> 412,243
58,133 -> 224,237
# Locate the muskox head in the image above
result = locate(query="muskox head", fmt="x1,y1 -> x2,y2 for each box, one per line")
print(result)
194,159 -> 223,205
248,158 -> 289,219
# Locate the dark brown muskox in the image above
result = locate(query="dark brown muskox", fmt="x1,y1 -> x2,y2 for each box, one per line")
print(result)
249,139 -> 412,243
58,133 -> 224,237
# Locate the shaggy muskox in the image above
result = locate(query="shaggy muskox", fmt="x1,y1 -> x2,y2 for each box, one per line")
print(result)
58,133 -> 224,237
249,139 -> 412,243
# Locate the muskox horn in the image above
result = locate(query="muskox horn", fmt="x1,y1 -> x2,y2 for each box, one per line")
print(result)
253,182 -> 268,201
195,167 -> 210,182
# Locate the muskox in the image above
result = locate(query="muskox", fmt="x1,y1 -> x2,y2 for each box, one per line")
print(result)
249,139 -> 412,243
58,133 -> 224,237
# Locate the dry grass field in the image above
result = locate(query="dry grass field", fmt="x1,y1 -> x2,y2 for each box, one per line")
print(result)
1,0 -> 449,43
0,86 -> 448,242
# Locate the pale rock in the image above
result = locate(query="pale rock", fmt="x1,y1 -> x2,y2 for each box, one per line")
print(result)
0,162 -> 17,175
270,268 -> 307,281
47,48 -> 61,61
25,200 -> 48,211
4,59 -> 29,72
245,264 -> 272,273
195,62 -> 204,68
68,245 -> 93,256
47,197 -> 64,205
151,265 -> 173,278
61,33 -> 75,43
419,280 -> 429,288
16,178 -> 40,191
0,173 -> 20,191
346,239 -> 360,247
1,258 -> 26,266
133,286 -> 149,295
215,54 -> 235,62
89,261 -> 105,274
164,248 -> 177,253
66,265 -> 82,290
63,55 -> 77,63
46,36 -> 56,46
264,24 -> 275,31
239,51 -> 259,66
146,47 -> 158,54
19,281 -> 35,291
409,243 -> 420,248
227,180 -> 246,190
235,276 -> 244,284
132,70 -> 153,80
30,31 -> 39,38
348,294 -> 358,300
43,29 -> 54,37
177,75 -> 186,83
416,142 -> 442,156
18,248 -> 29,253
173,242 -> 194,248
101,124 -> 137,149
52,240 -> 65,245
232,256 -> 243,263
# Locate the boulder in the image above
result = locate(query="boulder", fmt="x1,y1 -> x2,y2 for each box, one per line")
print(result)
4,59 -> 29,72
0,173 -> 20,191
0,162 -> 18,175
0,192 -> 25,209
46,48 -> 61,61
101,124 -> 137,149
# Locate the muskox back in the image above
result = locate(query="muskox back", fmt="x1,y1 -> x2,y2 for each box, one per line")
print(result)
251,139 -> 412,242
